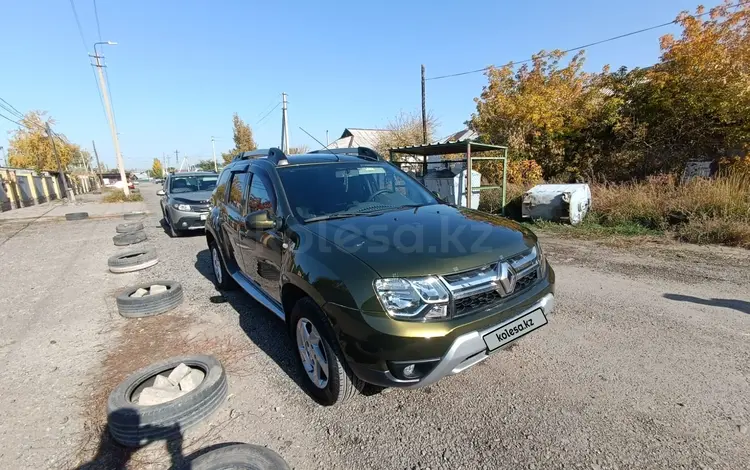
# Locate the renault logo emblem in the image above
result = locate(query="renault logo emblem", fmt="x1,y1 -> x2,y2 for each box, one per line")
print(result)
496,261 -> 517,296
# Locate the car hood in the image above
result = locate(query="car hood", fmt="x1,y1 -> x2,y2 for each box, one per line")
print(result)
170,190 -> 213,204
303,204 -> 537,278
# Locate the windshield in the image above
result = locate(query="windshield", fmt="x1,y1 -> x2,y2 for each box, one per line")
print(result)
277,162 -> 439,221
169,175 -> 218,193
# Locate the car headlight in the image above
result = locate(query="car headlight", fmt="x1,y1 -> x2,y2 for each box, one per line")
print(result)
374,276 -> 450,321
173,203 -> 191,211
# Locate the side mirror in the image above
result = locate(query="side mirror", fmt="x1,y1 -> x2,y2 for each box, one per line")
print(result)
245,210 -> 275,231
156,189 -> 165,196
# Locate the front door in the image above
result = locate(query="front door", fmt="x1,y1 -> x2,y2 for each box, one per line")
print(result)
221,171 -> 251,272
237,171 -> 283,303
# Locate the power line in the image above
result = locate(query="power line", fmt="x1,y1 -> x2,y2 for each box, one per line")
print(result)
426,1 -> 750,80
255,102 -> 281,126
0,97 -> 23,119
92,0 -> 103,42
68,0 -> 89,52
0,111 -> 25,128
254,98 -> 280,120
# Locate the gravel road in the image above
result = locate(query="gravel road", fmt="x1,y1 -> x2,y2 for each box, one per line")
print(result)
0,183 -> 748,469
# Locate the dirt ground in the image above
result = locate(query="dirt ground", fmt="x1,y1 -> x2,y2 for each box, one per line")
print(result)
0,184 -> 747,470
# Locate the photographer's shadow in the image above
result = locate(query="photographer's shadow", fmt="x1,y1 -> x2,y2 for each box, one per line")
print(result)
76,409 -> 184,470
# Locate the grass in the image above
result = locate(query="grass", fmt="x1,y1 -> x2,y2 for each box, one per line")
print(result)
480,172 -> 750,248
102,189 -> 144,203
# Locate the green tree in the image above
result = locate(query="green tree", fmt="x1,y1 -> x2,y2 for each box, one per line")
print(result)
151,158 -> 163,177
221,113 -> 257,164
7,111 -> 79,171
195,159 -> 215,171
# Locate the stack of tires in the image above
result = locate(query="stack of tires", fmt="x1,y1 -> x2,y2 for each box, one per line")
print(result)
109,212 -> 156,273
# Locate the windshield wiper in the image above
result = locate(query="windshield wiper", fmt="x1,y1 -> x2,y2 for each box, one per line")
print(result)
304,212 -> 365,223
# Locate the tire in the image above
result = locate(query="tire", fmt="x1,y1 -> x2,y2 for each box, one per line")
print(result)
290,297 -> 363,406
107,355 -> 228,448
123,211 -> 147,220
209,241 -> 236,290
108,248 -> 159,273
116,280 -> 183,318
189,444 -> 290,470
113,230 -> 147,246
166,214 -> 182,238
65,212 -> 89,221
116,222 -> 145,233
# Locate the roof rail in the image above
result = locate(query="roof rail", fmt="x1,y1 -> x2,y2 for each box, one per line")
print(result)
233,147 -> 289,166
309,146 -> 383,161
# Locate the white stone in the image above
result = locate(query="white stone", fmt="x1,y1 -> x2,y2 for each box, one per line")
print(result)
168,363 -> 192,385
178,369 -> 205,392
137,386 -> 185,406
130,288 -> 148,298
153,374 -> 175,390
149,284 -> 168,295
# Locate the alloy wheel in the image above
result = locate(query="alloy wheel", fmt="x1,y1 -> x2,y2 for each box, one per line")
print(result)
295,318 -> 329,389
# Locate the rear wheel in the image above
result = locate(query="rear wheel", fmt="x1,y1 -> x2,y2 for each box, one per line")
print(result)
290,297 -> 363,406
209,241 -> 235,290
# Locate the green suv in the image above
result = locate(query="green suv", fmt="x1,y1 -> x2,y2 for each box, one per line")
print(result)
205,147 -> 555,405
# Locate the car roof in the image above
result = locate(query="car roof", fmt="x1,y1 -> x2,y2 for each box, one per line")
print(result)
170,171 -> 216,175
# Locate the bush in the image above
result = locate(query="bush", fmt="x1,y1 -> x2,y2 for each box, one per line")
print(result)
102,190 -> 144,203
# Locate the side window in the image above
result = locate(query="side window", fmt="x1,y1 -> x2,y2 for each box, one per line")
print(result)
227,172 -> 249,211
213,169 -> 232,204
247,174 -> 275,214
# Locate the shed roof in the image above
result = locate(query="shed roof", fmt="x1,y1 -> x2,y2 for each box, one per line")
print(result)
388,141 -> 507,156
326,128 -> 392,149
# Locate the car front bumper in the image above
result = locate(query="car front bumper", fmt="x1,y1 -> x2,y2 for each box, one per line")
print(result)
167,207 -> 208,230
329,267 -> 556,389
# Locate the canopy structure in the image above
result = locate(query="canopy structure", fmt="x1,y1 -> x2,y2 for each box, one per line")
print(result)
388,141 -> 509,215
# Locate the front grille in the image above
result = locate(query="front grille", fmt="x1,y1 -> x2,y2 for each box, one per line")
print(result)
451,266 -> 539,317
191,205 -> 210,212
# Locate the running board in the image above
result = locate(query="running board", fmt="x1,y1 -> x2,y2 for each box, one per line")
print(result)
230,271 -> 285,321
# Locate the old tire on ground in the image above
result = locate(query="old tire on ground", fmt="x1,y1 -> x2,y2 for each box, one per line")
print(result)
290,297 -> 363,406
189,444 -> 291,470
116,280 -> 183,318
123,211 -> 146,220
65,212 -> 89,221
108,248 -> 159,273
116,222 -> 145,233
113,230 -> 147,246
107,355 -> 228,447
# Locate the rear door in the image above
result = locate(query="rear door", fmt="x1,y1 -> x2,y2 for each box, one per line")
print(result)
220,170 -> 251,270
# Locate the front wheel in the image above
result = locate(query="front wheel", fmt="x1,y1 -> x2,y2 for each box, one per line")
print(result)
290,298 -> 363,406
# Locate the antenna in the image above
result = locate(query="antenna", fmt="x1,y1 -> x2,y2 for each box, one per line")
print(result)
299,127 -> 328,150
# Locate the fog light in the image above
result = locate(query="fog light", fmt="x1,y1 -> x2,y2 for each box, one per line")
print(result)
403,364 -> 416,378
182,222 -> 188,227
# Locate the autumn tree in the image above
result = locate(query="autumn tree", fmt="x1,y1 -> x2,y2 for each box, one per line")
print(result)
641,1 -> 750,172
7,111 -> 80,171
375,110 -> 437,158
151,158 -> 163,177
221,113 -> 257,164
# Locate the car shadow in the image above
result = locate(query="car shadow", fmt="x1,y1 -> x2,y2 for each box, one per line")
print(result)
663,293 -> 750,314
75,409 -> 185,470
194,249 -> 313,401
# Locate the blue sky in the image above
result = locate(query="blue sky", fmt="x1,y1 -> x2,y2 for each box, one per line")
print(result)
0,0 -> 721,170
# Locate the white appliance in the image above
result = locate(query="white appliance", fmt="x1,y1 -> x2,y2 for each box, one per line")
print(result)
522,184 -> 591,225
422,166 -> 481,209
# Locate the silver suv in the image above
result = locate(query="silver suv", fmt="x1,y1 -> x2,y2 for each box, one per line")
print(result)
158,172 -> 218,237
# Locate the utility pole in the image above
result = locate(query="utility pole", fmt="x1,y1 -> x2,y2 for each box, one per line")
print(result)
174,149 -> 179,170
421,64 -> 427,144
326,130 -> 329,147
281,92 -> 289,153
47,122 -> 74,201
211,137 -> 218,172
162,152 -> 167,177
91,41 -> 129,196
92,140 -> 103,184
